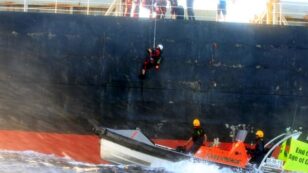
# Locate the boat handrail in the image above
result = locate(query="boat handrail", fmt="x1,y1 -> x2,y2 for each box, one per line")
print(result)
264,133 -> 287,148
257,131 -> 302,172
154,144 -> 176,151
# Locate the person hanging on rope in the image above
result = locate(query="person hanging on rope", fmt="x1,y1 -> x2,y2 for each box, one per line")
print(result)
139,43 -> 163,79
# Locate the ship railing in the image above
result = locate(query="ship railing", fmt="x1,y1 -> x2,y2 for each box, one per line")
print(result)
0,0 -> 307,26
254,1 -> 308,26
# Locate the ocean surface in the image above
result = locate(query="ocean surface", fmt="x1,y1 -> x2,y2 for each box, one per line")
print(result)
0,150 -> 254,173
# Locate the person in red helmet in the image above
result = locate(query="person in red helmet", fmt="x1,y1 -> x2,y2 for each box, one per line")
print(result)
139,44 -> 163,79
177,118 -> 207,154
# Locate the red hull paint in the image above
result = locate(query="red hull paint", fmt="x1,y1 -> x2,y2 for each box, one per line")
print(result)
0,131 -> 192,164
0,130 -> 107,164
2,131 -> 274,165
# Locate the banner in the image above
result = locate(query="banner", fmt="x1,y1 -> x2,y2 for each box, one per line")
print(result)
283,139 -> 308,173
278,140 -> 288,161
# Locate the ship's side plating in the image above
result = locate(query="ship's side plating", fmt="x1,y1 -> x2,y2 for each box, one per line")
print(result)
0,12 -> 307,141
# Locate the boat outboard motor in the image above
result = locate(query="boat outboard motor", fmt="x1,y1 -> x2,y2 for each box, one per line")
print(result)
235,130 -> 248,142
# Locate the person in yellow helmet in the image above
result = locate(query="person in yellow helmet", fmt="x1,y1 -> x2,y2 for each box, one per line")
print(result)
248,129 -> 266,165
178,118 -> 207,154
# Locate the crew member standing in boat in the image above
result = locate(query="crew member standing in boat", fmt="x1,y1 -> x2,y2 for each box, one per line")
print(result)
248,130 -> 266,165
181,118 -> 207,154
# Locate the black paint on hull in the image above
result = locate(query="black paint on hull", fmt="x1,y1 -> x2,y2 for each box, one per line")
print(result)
0,12 -> 307,141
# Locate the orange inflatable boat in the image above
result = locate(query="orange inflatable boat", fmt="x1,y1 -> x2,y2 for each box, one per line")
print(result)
194,141 -> 249,168
97,127 -> 250,169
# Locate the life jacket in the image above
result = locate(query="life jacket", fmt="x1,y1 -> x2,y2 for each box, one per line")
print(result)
192,126 -> 205,142
149,48 -> 162,59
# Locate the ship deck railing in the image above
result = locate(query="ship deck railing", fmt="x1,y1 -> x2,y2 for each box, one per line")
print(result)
0,0 -> 307,26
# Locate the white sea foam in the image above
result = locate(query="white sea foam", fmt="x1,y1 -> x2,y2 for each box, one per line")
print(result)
0,150 -> 257,173
150,159 -> 242,173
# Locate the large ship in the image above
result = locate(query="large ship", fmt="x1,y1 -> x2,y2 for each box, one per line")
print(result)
0,0 -> 307,166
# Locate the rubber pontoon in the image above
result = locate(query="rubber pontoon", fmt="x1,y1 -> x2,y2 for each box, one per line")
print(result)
96,127 -> 192,166
95,127 -> 250,168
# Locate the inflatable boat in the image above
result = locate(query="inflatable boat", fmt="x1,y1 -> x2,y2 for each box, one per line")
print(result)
95,127 -> 249,168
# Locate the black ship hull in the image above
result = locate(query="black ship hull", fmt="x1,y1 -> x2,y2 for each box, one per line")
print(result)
0,12 -> 307,142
